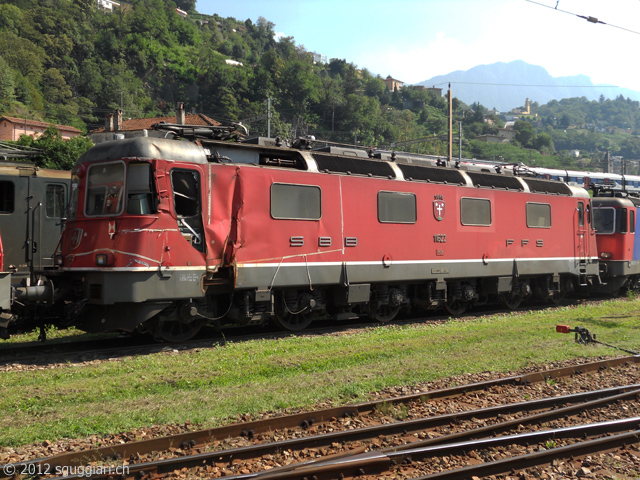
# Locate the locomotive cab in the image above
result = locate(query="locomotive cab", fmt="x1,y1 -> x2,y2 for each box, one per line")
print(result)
592,194 -> 640,293
59,137 -> 215,341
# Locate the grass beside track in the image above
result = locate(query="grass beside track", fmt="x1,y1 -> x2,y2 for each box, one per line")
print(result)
1,297 -> 640,447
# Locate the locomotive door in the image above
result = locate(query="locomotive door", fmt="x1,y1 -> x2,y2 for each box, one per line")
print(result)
36,179 -> 68,269
171,168 -> 205,253
576,201 -> 589,265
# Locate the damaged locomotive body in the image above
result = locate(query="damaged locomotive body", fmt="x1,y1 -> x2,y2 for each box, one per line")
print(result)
55,135 -> 600,341
58,138 -> 224,341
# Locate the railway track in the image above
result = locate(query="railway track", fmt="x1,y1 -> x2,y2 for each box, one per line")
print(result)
3,355 -> 639,480
0,297 -> 595,369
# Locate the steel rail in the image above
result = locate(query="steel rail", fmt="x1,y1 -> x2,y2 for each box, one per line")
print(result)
0,300 -> 611,365
250,419 -> 640,480
46,385 -> 640,480
388,385 -> 640,451
0,320 -> 398,366
2,355 -> 638,480
410,425 -> 640,479
0,335 -> 155,365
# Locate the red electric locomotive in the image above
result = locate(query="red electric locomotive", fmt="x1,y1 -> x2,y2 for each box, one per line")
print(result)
43,125 -> 599,341
592,190 -> 640,293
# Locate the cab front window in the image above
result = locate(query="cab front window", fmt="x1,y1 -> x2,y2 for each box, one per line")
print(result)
593,207 -> 615,234
126,162 -> 155,215
85,161 -> 126,217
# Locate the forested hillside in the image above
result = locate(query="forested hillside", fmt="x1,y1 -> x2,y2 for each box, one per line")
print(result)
1,0 -> 640,171
1,0 -> 432,147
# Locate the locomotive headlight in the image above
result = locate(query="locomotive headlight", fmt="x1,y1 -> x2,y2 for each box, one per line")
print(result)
55,254 -> 64,266
600,252 -> 612,259
95,253 -> 114,266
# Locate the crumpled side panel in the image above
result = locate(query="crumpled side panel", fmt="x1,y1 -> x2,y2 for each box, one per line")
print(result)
231,168 -> 343,264
205,166 -> 239,270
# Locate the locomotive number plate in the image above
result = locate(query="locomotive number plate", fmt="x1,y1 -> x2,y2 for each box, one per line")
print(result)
433,234 -> 447,243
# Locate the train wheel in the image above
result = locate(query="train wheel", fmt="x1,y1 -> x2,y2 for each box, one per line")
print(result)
273,312 -> 314,331
549,290 -> 566,306
443,299 -> 467,316
501,291 -> 523,310
154,319 -> 205,343
371,305 -> 401,323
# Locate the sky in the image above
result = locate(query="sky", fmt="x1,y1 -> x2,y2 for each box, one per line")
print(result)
195,0 -> 640,93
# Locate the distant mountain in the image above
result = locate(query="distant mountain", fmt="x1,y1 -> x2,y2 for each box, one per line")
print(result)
417,60 -> 640,112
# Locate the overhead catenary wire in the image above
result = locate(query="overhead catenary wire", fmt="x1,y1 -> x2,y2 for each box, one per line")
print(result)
524,0 -> 640,35
429,81 -> 619,88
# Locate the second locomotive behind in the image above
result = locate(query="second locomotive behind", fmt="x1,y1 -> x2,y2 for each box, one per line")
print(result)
39,127 -> 601,341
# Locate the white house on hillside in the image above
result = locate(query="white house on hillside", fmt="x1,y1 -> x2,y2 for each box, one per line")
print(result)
97,0 -> 119,12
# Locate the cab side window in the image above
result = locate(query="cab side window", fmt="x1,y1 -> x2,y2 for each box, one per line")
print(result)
0,181 -> 14,213
171,169 -> 204,251
127,163 -> 155,215
46,184 -> 66,218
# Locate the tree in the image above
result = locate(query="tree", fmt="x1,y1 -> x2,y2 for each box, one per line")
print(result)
0,31 -> 45,81
0,57 -> 16,106
531,132 -> 554,152
17,127 -> 93,170
470,102 -> 487,123
514,120 -> 535,146
174,0 -> 196,12
42,68 -> 79,125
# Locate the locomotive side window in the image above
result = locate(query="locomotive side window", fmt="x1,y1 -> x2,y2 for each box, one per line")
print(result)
460,198 -> 491,226
577,202 -> 585,227
378,191 -> 416,224
592,207 -> 614,234
172,170 -> 200,217
631,210 -> 636,233
68,178 -> 79,219
271,183 -> 321,220
85,161 -> 126,217
526,203 -> 551,228
616,208 -> 628,234
0,181 -> 14,213
127,163 -> 155,215
45,184 -> 66,218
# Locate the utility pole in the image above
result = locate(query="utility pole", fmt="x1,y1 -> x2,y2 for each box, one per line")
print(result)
267,97 -> 271,138
458,121 -> 462,161
447,84 -> 453,165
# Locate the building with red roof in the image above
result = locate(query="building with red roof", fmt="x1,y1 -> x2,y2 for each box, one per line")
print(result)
0,116 -> 82,141
89,103 -> 220,144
